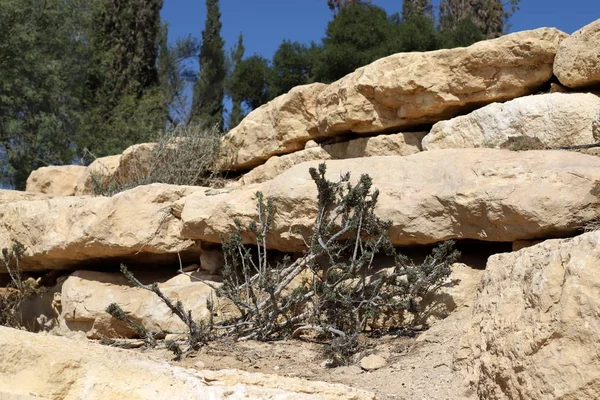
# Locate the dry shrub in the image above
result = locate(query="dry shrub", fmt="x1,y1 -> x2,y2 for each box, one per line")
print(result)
91,123 -> 224,196
499,136 -> 549,151
0,243 -> 44,328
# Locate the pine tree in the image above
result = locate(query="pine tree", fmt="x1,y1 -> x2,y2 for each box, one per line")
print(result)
191,0 -> 226,131
401,0 -> 434,21
227,34 -> 245,130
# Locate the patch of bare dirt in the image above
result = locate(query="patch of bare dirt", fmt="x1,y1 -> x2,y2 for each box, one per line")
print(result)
144,308 -> 476,400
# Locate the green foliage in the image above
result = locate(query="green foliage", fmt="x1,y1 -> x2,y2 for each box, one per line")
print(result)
315,3 -> 403,83
440,17 -> 486,48
0,0 -> 90,189
227,34 -> 246,130
401,0 -> 434,21
105,302 -> 157,347
158,26 -> 201,124
79,0 -> 166,159
227,55 -> 272,110
397,14 -> 440,52
439,0 -> 521,39
217,163 -> 460,361
190,0 -> 226,131
269,41 -> 318,97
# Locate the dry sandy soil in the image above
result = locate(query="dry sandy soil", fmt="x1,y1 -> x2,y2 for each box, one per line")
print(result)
140,308 -> 476,400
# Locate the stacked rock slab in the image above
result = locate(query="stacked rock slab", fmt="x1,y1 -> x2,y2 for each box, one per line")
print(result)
554,18 -> 600,88
239,132 -> 426,185
0,184 -> 206,271
58,270 -> 220,339
0,326 -> 375,400
181,149 -> 600,252
457,231 -> 600,399
422,92 -> 600,150
25,165 -> 86,196
219,28 -> 567,172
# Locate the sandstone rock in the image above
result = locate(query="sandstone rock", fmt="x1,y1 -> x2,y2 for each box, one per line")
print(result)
59,270 -> 218,338
422,93 -> 600,150
219,83 -> 328,170
360,355 -> 387,371
25,165 -> 86,196
239,132 -> 425,185
219,29 -> 564,172
554,18 -> 600,88
457,231 -> 600,399
239,147 -> 331,186
322,132 -> 425,159
0,190 -> 52,204
305,140 -> 319,149
181,149 -> 600,252
0,326 -> 374,400
0,184 -> 205,271
316,28 -> 566,138
200,369 -> 375,400
74,154 -> 122,195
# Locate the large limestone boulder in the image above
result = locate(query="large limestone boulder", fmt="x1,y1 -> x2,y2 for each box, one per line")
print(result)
181,149 -> 600,252
457,231 -> 600,399
219,83 -> 328,170
0,184 -> 206,271
554,18 -> 600,88
316,28 -> 566,138
59,270 -> 219,339
422,93 -> 600,150
25,165 -> 86,196
219,29 -> 565,172
0,326 -> 374,400
239,132 -> 426,185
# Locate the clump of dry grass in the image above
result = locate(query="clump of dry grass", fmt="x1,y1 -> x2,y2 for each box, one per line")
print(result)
91,124 -> 225,196
499,136 -> 549,151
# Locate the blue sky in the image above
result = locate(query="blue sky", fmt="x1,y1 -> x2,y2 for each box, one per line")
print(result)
162,0 -> 600,60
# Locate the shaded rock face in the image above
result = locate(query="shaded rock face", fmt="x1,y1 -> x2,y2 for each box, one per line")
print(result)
25,166 -> 86,196
181,149 -> 600,252
457,231 -> 600,400
59,270 -> 219,339
0,326 -> 375,400
0,184 -> 206,271
239,132 -> 426,185
219,83 -> 328,171
219,28 -> 566,171
422,93 -> 600,150
554,18 -> 600,89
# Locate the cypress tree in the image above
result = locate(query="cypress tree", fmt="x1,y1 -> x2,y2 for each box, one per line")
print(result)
227,34 -> 245,130
80,0 -> 165,158
191,0 -> 226,131
401,0 -> 434,21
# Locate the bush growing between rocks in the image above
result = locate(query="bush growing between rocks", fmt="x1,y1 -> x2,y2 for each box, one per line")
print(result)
0,244 -> 44,328
91,123 -> 223,196
111,163 -> 459,364
216,163 -> 460,364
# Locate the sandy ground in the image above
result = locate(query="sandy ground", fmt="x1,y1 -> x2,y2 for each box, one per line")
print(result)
142,308 -> 476,400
